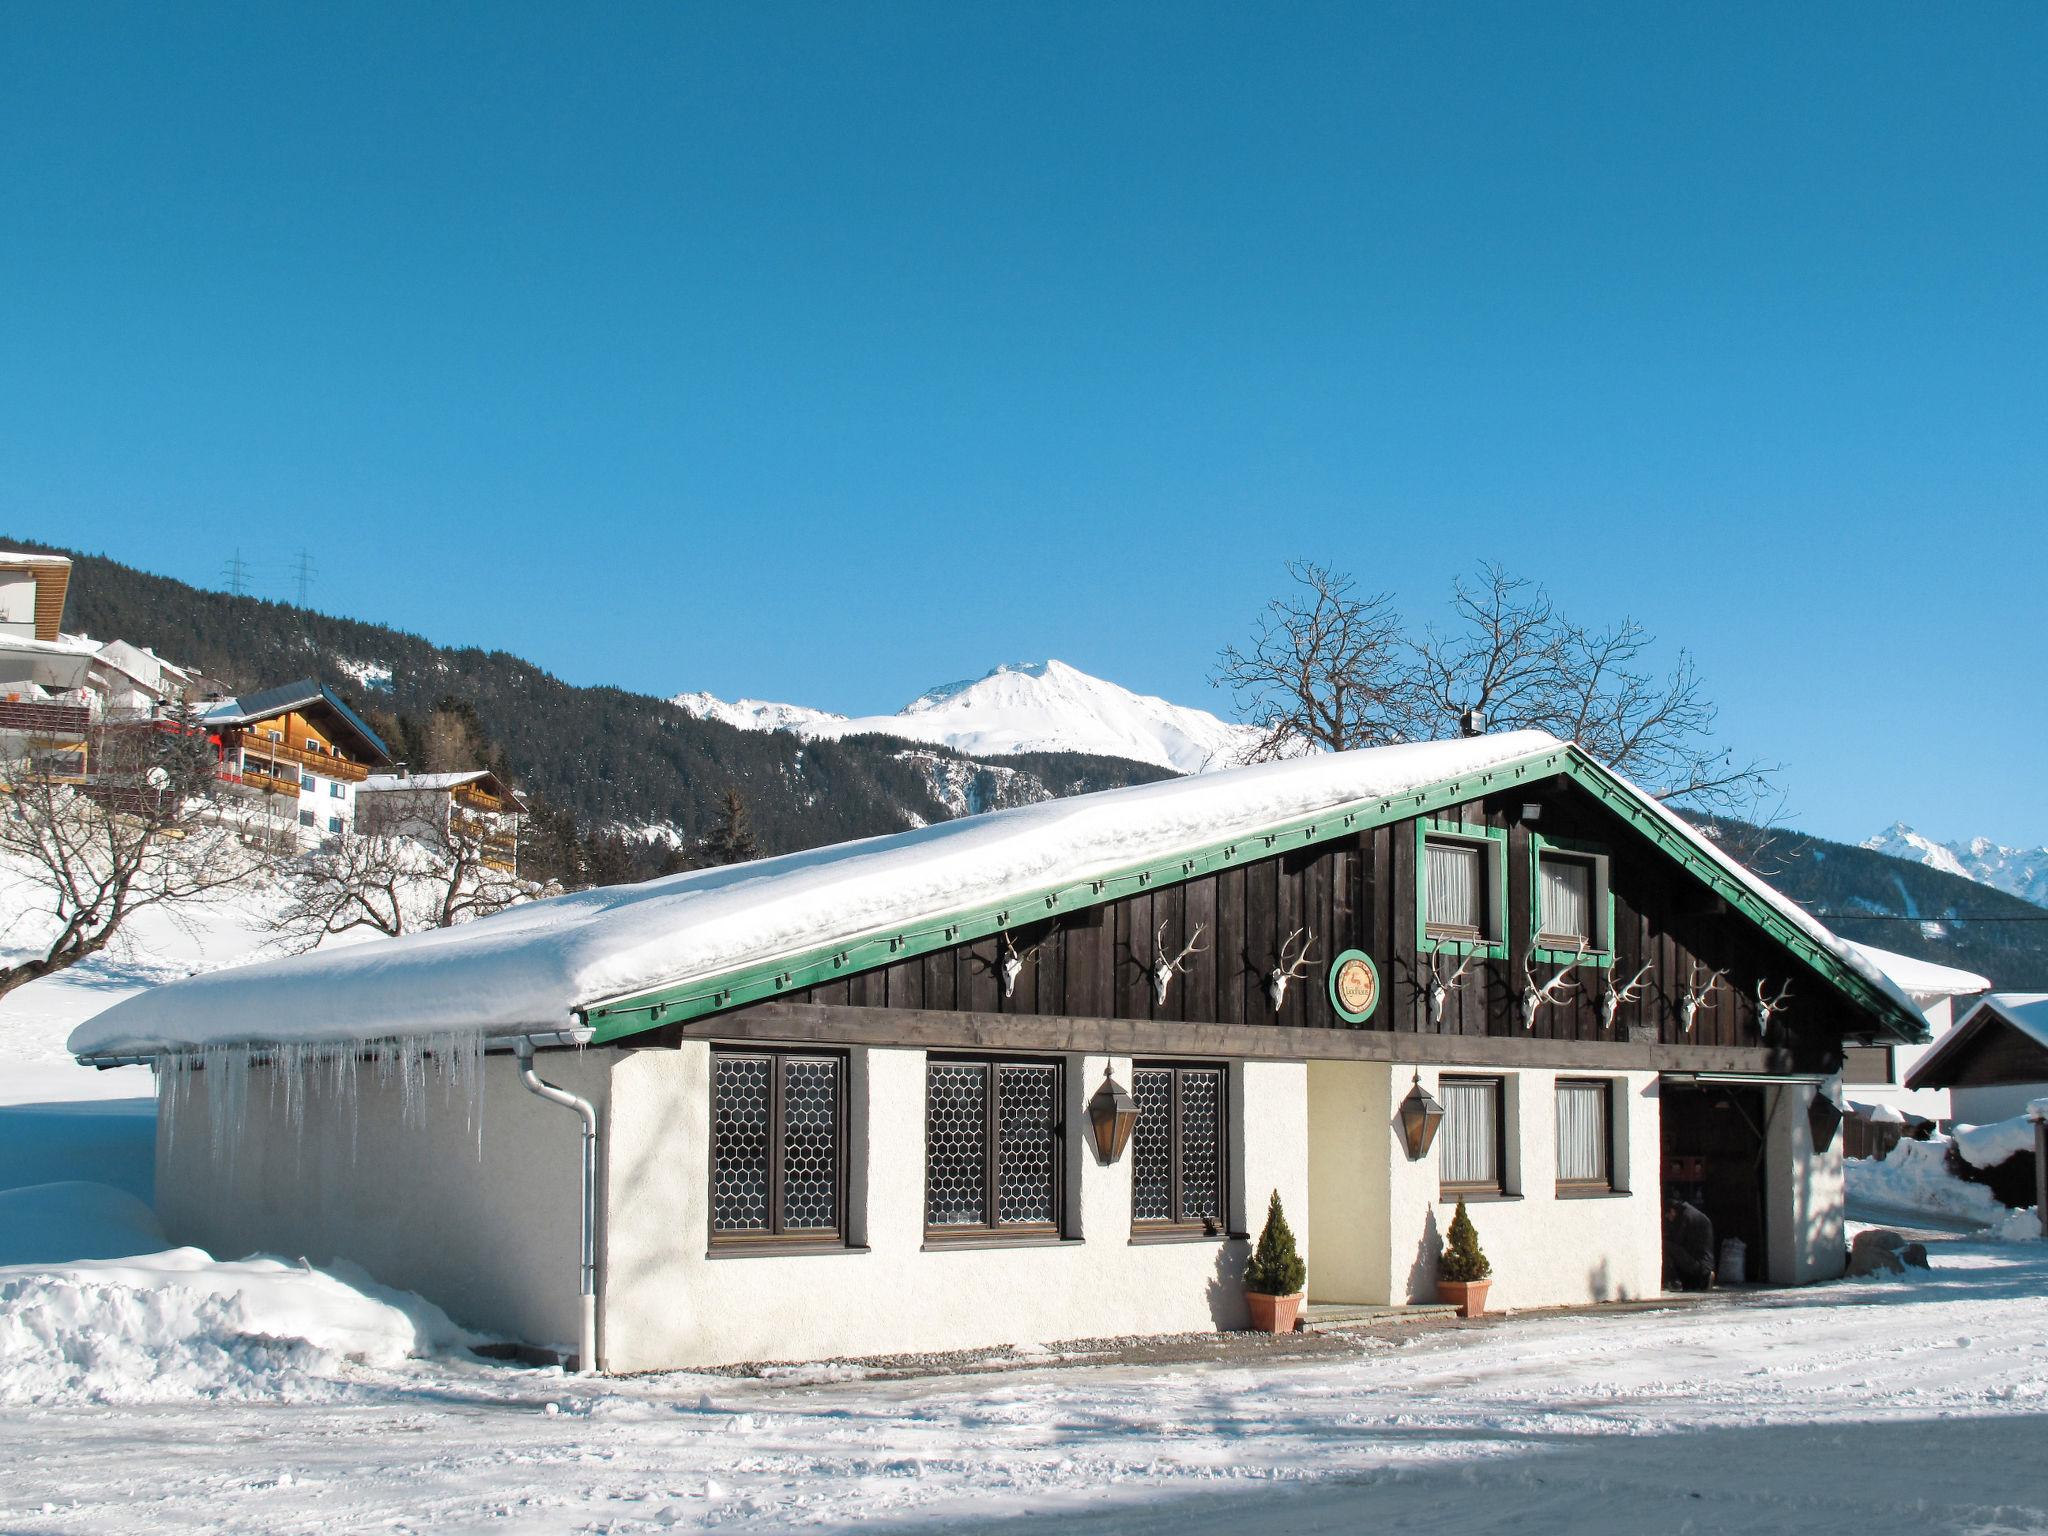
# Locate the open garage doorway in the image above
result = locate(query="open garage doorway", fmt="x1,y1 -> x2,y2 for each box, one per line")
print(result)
1660,1080 -> 1769,1286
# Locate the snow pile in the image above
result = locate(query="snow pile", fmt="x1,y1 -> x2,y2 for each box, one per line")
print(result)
1845,1136 -> 2013,1225
1990,1206 -> 2044,1243
0,1182 -> 166,1265
677,658 -> 1265,774
0,1247 -> 473,1404
1953,1109 -> 2043,1169
1849,1099 -> 1905,1125
71,731 -> 1566,1051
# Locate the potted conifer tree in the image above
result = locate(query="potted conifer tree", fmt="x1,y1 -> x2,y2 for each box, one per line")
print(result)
1243,1190 -> 1307,1333
1436,1199 -> 1492,1317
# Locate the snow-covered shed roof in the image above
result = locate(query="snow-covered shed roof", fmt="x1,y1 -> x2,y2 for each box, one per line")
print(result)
1905,993 -> 2048,1092
360,770 -> 527,807
1840,941 -> 1992,1003
70,731 -> 1927,1057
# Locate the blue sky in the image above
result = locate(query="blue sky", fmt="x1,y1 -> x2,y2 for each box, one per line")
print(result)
3,5 -> 2043,848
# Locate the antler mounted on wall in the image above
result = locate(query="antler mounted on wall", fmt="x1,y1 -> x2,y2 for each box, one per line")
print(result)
1424,951 -> 1474,1026
998,931 -> 1049,1001
1265,928 -> 1316,1013
1144,920 -> 1208,1007
1599,961 -> 1654,1030
1679,963 -> 1728,1034
1754,978 -> 1793,1040
1519,949 -> 1585,1030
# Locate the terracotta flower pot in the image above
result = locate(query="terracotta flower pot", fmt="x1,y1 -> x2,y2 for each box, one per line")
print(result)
1245,1291 -> 1303,1334
1437,1279 -> 1490,1318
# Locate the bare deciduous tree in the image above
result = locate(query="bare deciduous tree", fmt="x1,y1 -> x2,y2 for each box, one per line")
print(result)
0,715 -> 275,1000
1211,560 -> 1414,761
1217,560 -> 1777,810
267,814 -> 535,953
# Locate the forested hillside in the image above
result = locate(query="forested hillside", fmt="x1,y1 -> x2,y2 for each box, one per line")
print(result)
1705,817 -> 2048,990
9,538 -> 1173,862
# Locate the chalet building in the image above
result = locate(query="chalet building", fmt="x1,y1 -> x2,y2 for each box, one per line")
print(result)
202,679 -> 394,841
74,732 -> 1927,1372
356,768 -> 528,870
1906,993 -> 2048,1125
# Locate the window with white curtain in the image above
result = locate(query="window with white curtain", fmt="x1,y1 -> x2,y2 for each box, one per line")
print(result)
1538,855 -> 1593,945
1425,839 -> 1485,937
1555,1079 -> 1611,1189
1438,1076 -> 1503,1192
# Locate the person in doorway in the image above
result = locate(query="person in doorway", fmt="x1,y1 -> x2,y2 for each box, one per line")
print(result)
1662,1187 -> 1716,1291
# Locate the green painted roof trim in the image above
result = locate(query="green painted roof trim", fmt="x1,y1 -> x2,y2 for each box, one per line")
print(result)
579,745 -> 1926,1047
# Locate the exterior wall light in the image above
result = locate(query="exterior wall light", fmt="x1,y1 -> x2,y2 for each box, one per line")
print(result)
1398,1071 -> 1445,1161
1087,1066 -> 1140,1165
1807,1090 -> 1844,1154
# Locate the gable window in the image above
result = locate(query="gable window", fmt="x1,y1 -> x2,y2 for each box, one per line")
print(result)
306,736 -> 319,752
711,1049 -> 846,1247
1419,822 -> 1506,957
925,1057 -> 1063,1240
1131,1063 -> 1228,1236
1530,837 -> 1614,965
1555,1079 -> 1614,1192
1439,1075 -> 1505,1195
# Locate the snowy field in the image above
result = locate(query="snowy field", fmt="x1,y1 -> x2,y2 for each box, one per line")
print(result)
4,1231 -> 2047,1535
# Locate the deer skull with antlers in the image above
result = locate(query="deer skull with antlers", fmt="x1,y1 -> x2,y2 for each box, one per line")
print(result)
1424,951 -> 1474,1026
1754,979 -> 1793,1039
1679,963 -> 1728,1033
1520,949 -> 1585,1030
998,931 -> 1048,1000
1266,928 -> 1316,1012
1145,920 -> 1207,1006
1600,961 -> 1654,1031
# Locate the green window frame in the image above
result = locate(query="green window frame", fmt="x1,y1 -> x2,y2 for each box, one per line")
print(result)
1415,820 -> 1509,961
1528,834 -> 1616,969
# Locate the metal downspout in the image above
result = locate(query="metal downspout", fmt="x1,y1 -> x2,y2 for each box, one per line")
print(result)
514,1037 -> 599,1375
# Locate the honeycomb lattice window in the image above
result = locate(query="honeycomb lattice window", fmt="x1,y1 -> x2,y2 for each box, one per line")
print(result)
710,1050 -> 844,1245
1131,1068 -> 1173,1222
1130,1062 -> 1227,1232
926,1058 -> 1064,1236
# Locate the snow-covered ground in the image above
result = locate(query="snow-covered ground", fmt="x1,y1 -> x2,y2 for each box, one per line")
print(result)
1,1228 -> 2044,1534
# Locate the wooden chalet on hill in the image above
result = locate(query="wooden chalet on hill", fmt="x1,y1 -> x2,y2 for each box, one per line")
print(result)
202,679 -> 394,841
78,731 -> 1924,1372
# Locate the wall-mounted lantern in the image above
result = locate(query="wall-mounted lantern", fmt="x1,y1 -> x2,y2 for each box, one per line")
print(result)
1087,1066 -> 1141,1166
1397,1071 -> 1446,1161
1807,1090 -> 1844,1154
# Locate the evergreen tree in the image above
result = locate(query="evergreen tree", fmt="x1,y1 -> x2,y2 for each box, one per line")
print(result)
703,788 -> 761,865
1244,1190 -> 1306,1297
1438,1199 -> 1492,1282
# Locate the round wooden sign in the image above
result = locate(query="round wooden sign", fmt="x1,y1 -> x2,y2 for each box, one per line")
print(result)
1329,949 -> 1381,1023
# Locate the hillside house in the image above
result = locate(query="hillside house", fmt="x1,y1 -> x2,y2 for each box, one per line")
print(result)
202,679 -> 393,841
74,732 -> 1926,1371
356,768 -> 528,870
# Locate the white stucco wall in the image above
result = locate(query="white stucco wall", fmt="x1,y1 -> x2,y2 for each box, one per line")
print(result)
156,1051 -> 605,1347
1952,1081 -> 2048,1126
599,1044 -> 1310,1372
1306,1062 -> 1664,1310
1764,1079 -> 1847,1284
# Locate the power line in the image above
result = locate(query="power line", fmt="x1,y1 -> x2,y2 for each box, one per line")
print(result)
221,549 -> 252,596
290,549 -> 316,606
1807,912 -> 2048,923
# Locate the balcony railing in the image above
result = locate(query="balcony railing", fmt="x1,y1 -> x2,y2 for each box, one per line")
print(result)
0,699 -> 91,737
230,735 -> 371,782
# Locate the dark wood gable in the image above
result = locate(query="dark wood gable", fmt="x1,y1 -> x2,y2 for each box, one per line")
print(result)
711,773 -> 1876,1071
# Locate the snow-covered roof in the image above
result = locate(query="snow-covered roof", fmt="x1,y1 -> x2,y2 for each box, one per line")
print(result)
360,770 -> 527,808
0,549 -> 72,566
1958,994 -> 2048,1049
1904,993 -> 2048,1092
68,730 -> 1925,1056
1840,941 -> 1992,1002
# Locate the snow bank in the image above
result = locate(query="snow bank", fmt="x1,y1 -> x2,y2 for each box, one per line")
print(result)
71,732 -> 1565,1051
1990,1206 -> 2044,1243
1845,1137 -> 2012,1225
0,1181 -> 166,1265
0,1247 -> 474,1404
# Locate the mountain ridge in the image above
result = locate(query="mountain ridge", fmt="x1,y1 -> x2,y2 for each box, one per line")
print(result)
1862,822 -> 2048,909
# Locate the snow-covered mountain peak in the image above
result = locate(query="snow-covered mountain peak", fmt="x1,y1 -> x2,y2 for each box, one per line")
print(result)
1862,823 -> 2048,908
672,660 -> 1261,775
